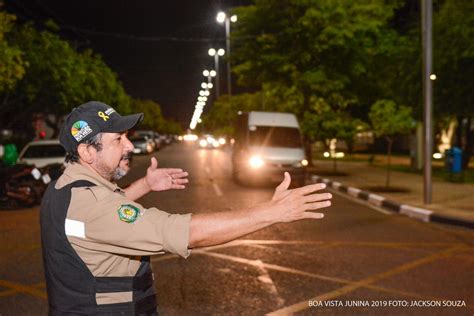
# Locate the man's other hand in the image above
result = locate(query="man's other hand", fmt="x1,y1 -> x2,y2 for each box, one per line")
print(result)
144,157 -> 189,191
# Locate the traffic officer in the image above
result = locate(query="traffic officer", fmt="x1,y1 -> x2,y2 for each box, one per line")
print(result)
41,101 -> 332,315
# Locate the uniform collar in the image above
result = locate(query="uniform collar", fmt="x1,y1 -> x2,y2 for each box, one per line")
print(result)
63,163 -> 122,192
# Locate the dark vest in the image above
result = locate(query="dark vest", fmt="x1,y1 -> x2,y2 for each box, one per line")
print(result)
40,180 -> 157,315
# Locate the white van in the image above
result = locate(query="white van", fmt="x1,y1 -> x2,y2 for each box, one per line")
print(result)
232,111 -> 308,186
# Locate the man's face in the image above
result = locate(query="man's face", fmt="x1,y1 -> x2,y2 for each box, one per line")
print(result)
94,132 -> 134,181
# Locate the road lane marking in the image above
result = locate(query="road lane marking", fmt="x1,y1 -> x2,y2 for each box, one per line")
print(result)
254,259 -> 285,307
0,280 -> 47,299
193,249 -> 444,302
267,245 -> 466,315
212,183 -> 223,196
246,242 -> 341,257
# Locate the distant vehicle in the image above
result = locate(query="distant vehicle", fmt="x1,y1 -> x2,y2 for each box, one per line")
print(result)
135,130 -> 160,151
232,111 -> 308,186
198,134 -> 221,149
159,134 -> 174,146
18,139 -> 66,168
130,136 -> 154,154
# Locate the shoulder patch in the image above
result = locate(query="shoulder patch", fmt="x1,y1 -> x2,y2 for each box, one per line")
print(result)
117,204 -> 140,223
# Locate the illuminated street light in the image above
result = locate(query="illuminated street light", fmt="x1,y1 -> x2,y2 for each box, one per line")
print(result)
208,48 -> 216,56
216,12 -> 226,23
430,74 -> 437,80
216,11 -> 237,95
208,47 -> 225,98
201,82 -> 208,89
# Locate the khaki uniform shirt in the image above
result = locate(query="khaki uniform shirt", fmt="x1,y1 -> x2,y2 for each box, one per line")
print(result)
57,163 -> 191,304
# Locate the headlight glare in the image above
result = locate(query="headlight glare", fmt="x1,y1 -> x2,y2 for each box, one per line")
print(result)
249,155 -> 264,168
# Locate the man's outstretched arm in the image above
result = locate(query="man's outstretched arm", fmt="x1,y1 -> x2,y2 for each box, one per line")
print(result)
188,172 -> 332,248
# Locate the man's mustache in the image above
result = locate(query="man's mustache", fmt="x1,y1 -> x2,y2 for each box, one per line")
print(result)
121,152 -> 133,161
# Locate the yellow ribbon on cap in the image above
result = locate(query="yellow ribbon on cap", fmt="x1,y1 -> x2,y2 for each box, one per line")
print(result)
98,111 -> 109,121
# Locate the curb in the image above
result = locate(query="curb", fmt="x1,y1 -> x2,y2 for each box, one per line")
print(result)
311,175 -> 474,230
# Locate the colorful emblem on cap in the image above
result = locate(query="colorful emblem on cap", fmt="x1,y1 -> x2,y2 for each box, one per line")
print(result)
117,204 -> 140,223
71,120 -> 93,142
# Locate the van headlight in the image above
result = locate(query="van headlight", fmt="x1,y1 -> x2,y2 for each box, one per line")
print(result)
249,155 -> 264,168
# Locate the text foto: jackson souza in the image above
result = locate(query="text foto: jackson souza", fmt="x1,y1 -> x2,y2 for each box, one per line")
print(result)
308,300 -> 467,308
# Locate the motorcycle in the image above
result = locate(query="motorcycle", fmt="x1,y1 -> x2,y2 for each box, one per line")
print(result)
0,163 -> 63,209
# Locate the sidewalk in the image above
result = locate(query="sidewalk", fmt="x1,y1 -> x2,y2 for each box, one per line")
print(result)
309,159 -> 474,228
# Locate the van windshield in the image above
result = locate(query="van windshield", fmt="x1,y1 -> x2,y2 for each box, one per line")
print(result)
248,126 -> 303,148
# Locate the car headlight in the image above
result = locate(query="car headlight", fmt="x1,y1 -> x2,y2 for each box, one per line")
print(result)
199,139 -> 208,147
249,155 -> 264,168
301,159 -> 308,166
218,137 -> 226,145
212,140 -> 220,148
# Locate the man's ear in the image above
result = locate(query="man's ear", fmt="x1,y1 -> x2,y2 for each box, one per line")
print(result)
77,143 -> 95,164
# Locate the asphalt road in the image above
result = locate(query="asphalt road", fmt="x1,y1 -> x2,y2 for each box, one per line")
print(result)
0,142 -> 473,315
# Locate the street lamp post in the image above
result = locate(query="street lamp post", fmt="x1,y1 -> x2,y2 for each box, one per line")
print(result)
217,12 -> 237,95
422,0 -> 433,204
208,48 -> 225,98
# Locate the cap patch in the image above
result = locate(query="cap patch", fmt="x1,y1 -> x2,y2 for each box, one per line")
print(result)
105,108 -> 116,115
117,204 -> 140,223
71,120 -> 93,142
98,111 -> 110,121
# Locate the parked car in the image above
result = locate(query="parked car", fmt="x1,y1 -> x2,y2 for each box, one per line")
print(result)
135,130 -> 161,151
18,139 -> 66,168
130,135 -> 154,154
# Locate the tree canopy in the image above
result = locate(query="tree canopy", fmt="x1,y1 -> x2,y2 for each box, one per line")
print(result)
0,12 -> 25,94
0,13 -> 181,136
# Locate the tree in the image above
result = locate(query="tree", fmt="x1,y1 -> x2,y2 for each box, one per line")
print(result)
0,11 -> 26,94
202,92 -> 268,136
1,19 -> 132,135
231,0 -> 401,163
433,0 -> 474,167
131,99 -> 165,131
303,100 -> 366,172
369,99 -> 413,187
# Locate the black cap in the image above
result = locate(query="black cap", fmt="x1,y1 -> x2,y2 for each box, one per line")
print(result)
59,101 -> 143,152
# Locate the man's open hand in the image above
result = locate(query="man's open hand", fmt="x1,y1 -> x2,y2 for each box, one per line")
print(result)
144,157 -> 189,191
270,172 -> 332,222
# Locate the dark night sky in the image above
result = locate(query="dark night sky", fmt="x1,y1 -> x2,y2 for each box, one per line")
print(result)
5,0 -> 251,126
